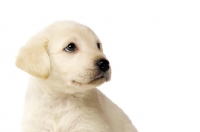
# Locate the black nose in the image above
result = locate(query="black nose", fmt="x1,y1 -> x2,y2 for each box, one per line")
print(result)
96,59 -> 110,72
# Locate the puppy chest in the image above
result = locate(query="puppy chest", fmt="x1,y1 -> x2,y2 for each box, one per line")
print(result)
40,108 -> 109,132
30,98 -> 107,131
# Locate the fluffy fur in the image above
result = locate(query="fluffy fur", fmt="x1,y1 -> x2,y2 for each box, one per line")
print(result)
16,21 -> 137,132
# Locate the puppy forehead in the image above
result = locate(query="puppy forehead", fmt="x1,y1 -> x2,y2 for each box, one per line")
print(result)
61,29 -> 99,43
47,21 -> 100,51
48,21 -> 99,41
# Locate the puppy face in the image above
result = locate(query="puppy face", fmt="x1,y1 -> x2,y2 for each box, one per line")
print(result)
16,21 -> 111,94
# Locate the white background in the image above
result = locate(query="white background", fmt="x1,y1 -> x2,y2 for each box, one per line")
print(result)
0,0 -> 200,132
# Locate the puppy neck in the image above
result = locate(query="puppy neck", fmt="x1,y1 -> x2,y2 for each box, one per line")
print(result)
27,76 -> 96,98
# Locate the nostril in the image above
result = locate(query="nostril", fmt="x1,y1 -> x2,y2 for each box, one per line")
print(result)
96,59 -> 110,72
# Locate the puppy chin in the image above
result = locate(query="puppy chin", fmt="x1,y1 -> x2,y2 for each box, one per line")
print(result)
73,75 -> 106,86
85,69 -> 111,83
89,75 -> 107,84
73,71 -> 110,86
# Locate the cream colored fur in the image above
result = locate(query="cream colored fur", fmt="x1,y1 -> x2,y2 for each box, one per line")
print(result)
16,21 -> 137,132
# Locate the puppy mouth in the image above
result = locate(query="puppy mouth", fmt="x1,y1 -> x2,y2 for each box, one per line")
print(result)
90,72 -> 105,82
89,70 -> 112,84
74,70 -> 110,85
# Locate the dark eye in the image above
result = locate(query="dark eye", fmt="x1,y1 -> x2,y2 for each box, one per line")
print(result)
64,43 -> 77,52
97,43 -> 100,50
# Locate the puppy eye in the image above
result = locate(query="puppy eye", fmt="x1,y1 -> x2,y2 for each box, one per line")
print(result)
64,43 -> 77,52
97,43 -> 100,50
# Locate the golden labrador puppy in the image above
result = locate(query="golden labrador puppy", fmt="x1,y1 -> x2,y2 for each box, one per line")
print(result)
16,21 -> 137,132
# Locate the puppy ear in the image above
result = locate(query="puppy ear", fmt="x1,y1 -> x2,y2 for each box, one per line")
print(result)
16,36 -> 50,79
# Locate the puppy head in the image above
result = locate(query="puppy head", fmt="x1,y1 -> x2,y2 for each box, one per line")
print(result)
16,21 -> 111,94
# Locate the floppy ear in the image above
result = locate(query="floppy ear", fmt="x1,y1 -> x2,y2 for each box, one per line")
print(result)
16,36 -> 50,79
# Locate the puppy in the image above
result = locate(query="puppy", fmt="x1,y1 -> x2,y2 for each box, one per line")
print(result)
16,21 -> 137,132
